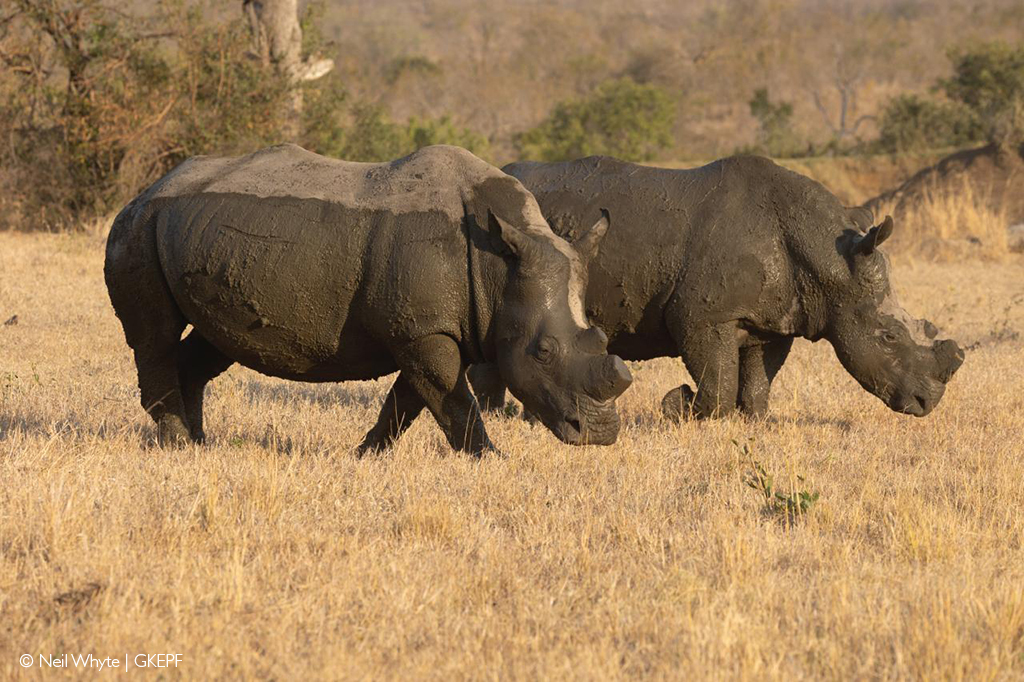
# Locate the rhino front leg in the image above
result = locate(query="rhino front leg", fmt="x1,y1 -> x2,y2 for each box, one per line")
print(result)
467,363 -> 507,412
390,334 -> 495,456
668,322 -> 741,420
357,373 -> 425,455
737,337 -> 793,417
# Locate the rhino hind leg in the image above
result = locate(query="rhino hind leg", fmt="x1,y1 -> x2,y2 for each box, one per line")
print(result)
736,338 -> 793,417
665,321 -> 741,420
467,363 -> 507,412
113,293 -> 192,448
357,373 -> 426,456
107,217 -> 192,447
178,330 -> 234,443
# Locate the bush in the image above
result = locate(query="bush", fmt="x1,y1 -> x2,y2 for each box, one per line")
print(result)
0,0 -> 491,230
303,86 -> 490,163
941,42 -> 1024,147
876,94 -> 981,153
1,0 -> 181,228
0,0 -> 297,230
406,116 -> 490,158
745,88 -> 803,157
515,78 -> 676,162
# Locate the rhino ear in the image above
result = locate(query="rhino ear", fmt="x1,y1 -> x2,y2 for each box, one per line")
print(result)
572,209 -> 611,266
855,215 -> 894,255
847,206 -> 874,232
489,210 -> 537,261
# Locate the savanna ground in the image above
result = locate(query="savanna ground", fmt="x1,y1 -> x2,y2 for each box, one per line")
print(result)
2,190 -> 1024,678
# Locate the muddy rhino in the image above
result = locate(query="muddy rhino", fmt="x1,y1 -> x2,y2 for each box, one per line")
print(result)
470,155 -> 964,420
104,144 -> 633,455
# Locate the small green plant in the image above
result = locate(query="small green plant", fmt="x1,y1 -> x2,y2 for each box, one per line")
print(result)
735,439 -> 819,521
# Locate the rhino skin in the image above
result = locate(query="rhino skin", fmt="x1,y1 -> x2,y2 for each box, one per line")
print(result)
469,155 -> 964,420
104,144 -> 633,455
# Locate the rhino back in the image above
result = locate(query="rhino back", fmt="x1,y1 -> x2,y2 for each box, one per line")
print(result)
145,145 -> 506,381
507,156 -> 818,356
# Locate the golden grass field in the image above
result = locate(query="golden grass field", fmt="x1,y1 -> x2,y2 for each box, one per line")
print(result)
1,220 -> 1023,678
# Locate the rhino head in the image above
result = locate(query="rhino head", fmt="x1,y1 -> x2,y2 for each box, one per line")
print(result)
489,209 -> 632,444
827,214 -> 964,416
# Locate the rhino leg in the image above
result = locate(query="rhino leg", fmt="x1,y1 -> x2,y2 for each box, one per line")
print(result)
383,334 -> 495,456
357,373 -> 426,455
107,225 -> 192,447
736,338 -> 792,417
178,330 -> 234,443
467,363 -> 507,412
669,322 -> 741,420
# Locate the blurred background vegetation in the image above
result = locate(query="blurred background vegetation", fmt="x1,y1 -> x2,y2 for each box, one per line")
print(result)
1,0 -> 1023,231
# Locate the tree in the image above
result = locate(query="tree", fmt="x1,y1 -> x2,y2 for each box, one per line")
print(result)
241,0 -> 333,137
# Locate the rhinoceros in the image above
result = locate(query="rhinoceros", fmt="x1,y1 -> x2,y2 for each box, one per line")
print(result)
104,144 -> 633,455
469,155 -> 964,420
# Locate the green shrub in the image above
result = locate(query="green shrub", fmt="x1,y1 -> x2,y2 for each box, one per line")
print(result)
172,5 -> 292,159
941,42 -> 1024,146
876,94 -> 981,153
406,116 -> 490,158
515,78 -> 676,161
745,88 -> 804,157
304,93 -> 490,163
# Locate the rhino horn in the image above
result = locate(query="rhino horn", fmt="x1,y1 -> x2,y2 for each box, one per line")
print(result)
586,355 -> 633,402
577,325 -> 609,354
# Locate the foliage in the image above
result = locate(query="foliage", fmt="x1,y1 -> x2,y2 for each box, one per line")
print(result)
745,88 -> 804,157
0,0 -> 294,230
406,116 -> 490,157
1,0 -> 180,228
941,42 -> 1024,147
385,56 -> 443,85
171,3 -> 293,160
876,94 -> 981,153
0,0 -> 489,231
303,88 -> 491,162
336,103 -> 412,162
515,78 -> 676,162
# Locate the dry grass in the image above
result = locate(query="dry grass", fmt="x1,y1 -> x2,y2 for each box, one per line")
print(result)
872,176 -> 1012,261
1,231 -> 1023,679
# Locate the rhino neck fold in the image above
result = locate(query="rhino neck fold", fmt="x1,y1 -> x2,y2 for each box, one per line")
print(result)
792,269 -> 829,341
464,218 -> 499,365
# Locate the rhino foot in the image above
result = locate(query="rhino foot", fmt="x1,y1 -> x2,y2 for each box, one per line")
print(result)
661,385 -> 696,423
157,414 -> 193,448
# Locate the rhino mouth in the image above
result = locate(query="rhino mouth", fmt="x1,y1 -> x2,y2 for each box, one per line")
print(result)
549,402 -> 620,446
886,381 -> 945,417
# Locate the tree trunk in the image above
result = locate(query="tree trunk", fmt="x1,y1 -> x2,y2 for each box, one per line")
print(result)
242,0 -> 333,139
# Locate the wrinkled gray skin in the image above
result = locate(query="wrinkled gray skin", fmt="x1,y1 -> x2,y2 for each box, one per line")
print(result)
104,144 -> 632,455
470,155 -> 964,420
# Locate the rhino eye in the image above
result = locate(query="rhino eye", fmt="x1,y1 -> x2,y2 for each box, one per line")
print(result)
534,337 -> 557,363
881,330 -> 899,345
